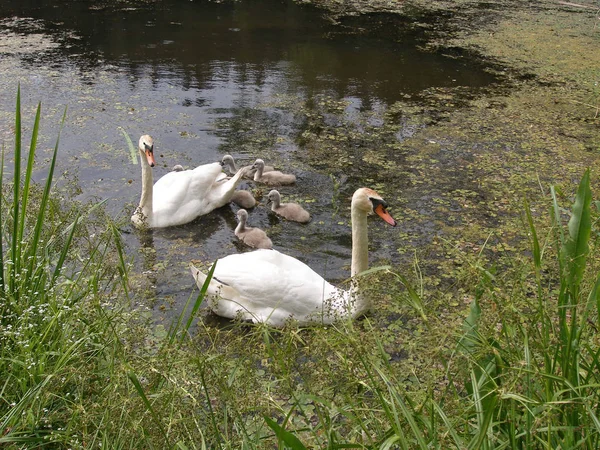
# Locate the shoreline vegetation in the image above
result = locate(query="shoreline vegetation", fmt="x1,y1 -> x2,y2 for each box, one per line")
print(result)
2,0 -> 600,447
2,91 -> 599,447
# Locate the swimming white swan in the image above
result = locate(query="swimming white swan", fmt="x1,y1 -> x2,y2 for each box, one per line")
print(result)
190,187 -> 397,326
267,189 -> 310,223
252,159 -> 296,186
131,135 -> 248,228
234,209 -> 273,249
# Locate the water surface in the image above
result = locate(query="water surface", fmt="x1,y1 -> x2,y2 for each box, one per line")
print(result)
0,0 -> 499,319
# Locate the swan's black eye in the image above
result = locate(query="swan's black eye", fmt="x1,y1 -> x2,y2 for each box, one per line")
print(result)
370,197 -> 388,209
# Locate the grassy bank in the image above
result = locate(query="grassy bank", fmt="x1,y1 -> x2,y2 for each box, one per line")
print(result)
1,86 -> 599,448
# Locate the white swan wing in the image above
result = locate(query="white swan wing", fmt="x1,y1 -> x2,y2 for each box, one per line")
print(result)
206,250 -> 349,326
152,163 -> 225,226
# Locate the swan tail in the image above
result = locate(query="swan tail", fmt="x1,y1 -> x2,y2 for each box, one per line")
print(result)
229,166 -> 249,187
190,263 -> 218,293
217,166 -> 249,205
189,263 -> 238,299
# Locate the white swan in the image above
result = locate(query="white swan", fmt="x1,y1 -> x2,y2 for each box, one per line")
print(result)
252,159 -> 296,186
267,189 -> 310,223
131,135 -> 248,228
190,187 -> 397,326
234,209 -> 273,249
222,154 -> 274,179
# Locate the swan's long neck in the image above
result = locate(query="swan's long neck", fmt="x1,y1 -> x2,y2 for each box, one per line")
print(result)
138,152 -> 153,223
351,207 -> 368,277
271,194 -> 280,210
350,204 -> 370,317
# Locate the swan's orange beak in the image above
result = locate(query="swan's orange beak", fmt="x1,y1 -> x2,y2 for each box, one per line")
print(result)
375,204 -> 397,227
145,147 -> 156,167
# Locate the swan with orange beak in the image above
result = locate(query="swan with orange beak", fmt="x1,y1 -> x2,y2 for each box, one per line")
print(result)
190,187 -> 397,326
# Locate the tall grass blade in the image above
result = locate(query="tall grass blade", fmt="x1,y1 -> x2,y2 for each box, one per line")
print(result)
183,262 -> 216,336
550,186 -> 565,248
127,371 -> 171,447
0,146 -> 4,293
10,86 -> 22,295
120,127 -> 138,164
561,168 -> 591,294
554,170 -> 592,403
467,366 -> 497,450
264,416 -> 308,450
167,262 -> 217,345
17,102 -> 41,246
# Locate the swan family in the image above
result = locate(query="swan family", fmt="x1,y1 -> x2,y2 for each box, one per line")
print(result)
131,134 -> 397,326
190,188 -> 396,326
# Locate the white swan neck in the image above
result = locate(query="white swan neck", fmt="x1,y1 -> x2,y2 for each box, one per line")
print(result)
236,215 -> 246,233
351,206 -> 368,277
253,164 -> 263,181
271,194 -> 280,209
350,202 -> 371,317
138,151 -> 153,223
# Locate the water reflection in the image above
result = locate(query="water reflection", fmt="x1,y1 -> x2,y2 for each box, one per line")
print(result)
1,0 -> 496,103
0,0 -> 499,321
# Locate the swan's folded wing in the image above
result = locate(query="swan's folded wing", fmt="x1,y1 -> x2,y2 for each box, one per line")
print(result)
212,250 -> 345,320
152,162 -> 225,220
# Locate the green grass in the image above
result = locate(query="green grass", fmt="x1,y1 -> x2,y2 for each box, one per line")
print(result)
1,89 -> 599,448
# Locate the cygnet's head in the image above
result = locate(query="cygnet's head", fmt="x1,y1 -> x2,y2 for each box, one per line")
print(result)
237,208 -> 249,222
252,158 -> 265,170
222,155 -> 236,171
267,189 -> 281,204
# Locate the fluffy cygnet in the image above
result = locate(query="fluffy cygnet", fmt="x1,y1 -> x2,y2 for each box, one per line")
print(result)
235,209 -> 273,249
267,190 -> 310,223
252,159 -> 295,186
231,189 -> 257,209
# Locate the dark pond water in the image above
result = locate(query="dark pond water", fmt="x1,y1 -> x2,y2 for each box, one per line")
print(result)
0,0 -> 498,321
